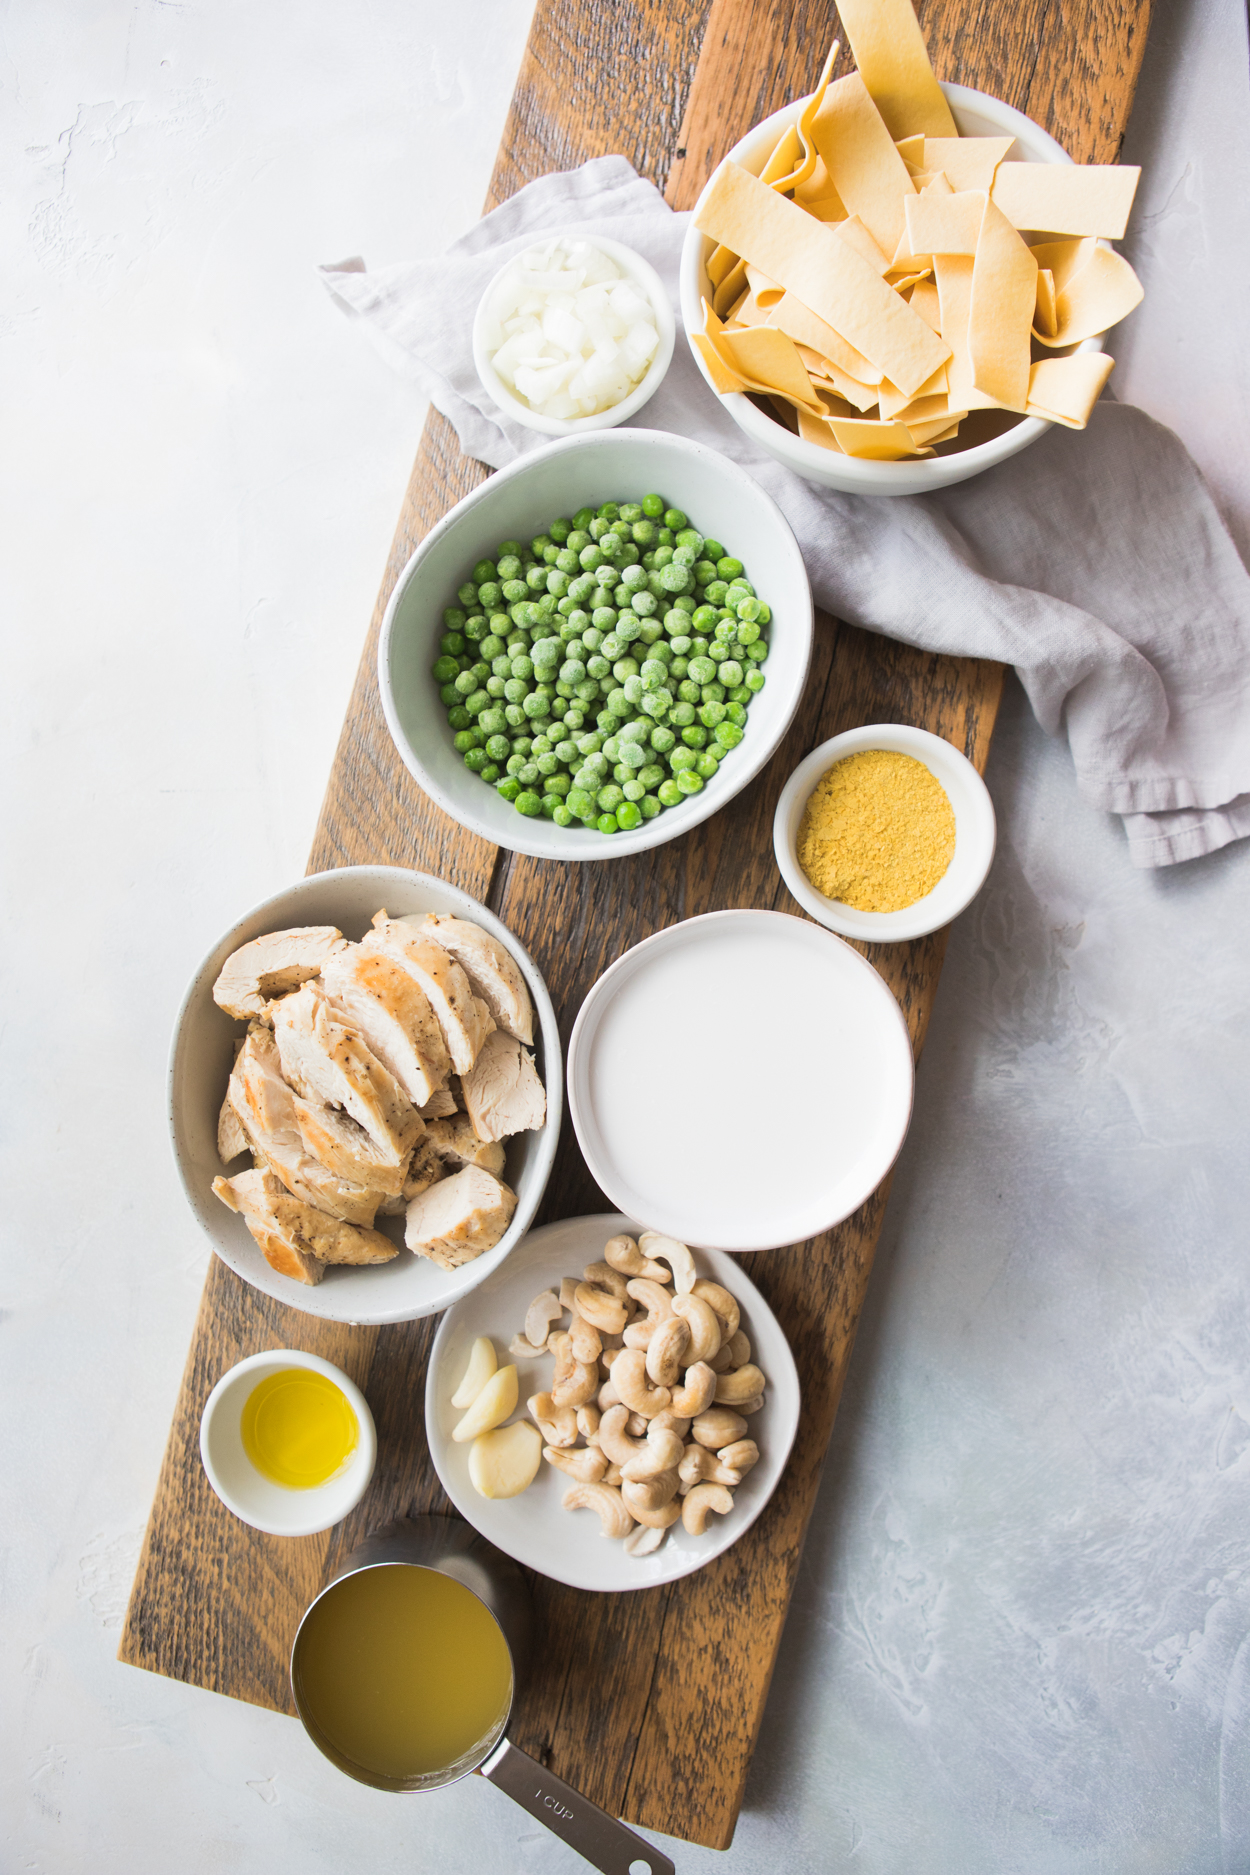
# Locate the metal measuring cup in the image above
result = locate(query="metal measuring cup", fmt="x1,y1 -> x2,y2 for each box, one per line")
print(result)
291,1515 -> 675,1875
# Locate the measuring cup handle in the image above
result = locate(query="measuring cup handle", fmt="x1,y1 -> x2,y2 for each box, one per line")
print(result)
479,1736 -> 675,1875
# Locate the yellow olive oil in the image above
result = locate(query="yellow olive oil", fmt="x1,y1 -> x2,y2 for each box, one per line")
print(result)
241,1368 -> 358,1489
294,1565 -> 513,1782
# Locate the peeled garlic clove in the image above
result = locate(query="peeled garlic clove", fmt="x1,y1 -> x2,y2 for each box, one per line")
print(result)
452,1364 -> 518,1442
451,1335 -> 498,1409
469,1421 -> 543,1499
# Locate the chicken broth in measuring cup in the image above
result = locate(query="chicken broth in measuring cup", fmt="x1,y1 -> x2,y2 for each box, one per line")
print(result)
292,1564 -> 512,1784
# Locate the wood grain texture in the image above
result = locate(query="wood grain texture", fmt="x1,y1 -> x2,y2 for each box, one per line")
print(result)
121,0 -> 1150,1850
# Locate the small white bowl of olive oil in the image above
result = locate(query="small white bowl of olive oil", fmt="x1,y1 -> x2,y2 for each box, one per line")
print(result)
200,1349 -> 377,1537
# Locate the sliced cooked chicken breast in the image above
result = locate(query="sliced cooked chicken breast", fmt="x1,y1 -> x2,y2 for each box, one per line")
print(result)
227,1025 -> 381,1226
363,913 -> 494,1074
291,1092 -> 409,1198
272,984 -> 421,1167
460,1029 -> 547,1143
214,1168 -> 396,1282
419,1086 -> 459,1120
319,945 -> 451,1107
404,1165 -> 517,1271
212,926 -> 347,1022
403,1135 -> 447,1200
412,912 -> 534,1045
426,1112 -> 506,1179
218,1088 -> 249,1163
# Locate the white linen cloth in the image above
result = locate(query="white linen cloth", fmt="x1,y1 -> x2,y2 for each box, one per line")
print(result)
323,157 -> 1250,868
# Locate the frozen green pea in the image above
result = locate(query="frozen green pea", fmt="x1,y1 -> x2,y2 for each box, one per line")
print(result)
553,803 -> 574,827
465,690 -> 490,717
718,659 -> 743,688
479,763 -> 500,784
462,748 -> 487,772
614,800 -> 641,831
640,793 -> 661,819
676,767 -> 704,795
746,668 -> 765,693
669,747 -> 696,772
597,782 -> 624,809
479,708 -> 507,737
736,620 -> 761,645
496,556 -> 522,583
444,606 -> 468,631
681,725 -> 708,749
631,591 -> 658,617
596,812 -> 619,834
725,703 -> 747,726
446,701 -> 470,725
659,563 -> 693,594
688,656 -> 716,684
663,508 -> 687,531
504,704 -> 526,728
515,791 -> 542,817
497,777 -> 521,802
567,787 -> 594,819
693,560 -> 717,587
716,557 -> 744,582
453,728 -> 482,753
649,724 -> 676,753
714,720 -> 744,750
549,519 -> 571,544
560,660 -> 586,686
547,773 -> 571,796
615,616 -> 642,644
699,700 -> 726,728
642,493 -> 665,518
670,701 -> 696,727
477,582 -> 502,610
432,655 -> 459,683
638,763 -> 665,790
618,741 -> 646,770
745,639 -> 768,664
657,778 -> 682,807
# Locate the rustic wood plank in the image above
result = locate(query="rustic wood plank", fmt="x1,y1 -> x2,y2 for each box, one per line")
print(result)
122,0 -> 1150,1849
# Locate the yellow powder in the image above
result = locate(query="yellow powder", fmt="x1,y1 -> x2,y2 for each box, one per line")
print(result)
796,748 -> 955,911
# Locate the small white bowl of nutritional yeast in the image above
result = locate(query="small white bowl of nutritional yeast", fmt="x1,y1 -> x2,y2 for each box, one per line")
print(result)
567,910 -> 915,1252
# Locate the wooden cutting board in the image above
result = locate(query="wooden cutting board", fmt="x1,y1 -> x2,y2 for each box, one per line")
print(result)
120,0 -> 1152,1851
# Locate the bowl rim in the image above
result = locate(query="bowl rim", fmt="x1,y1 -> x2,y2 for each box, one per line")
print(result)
471,232 -> 677,437
199,1347 -> 378,1537
566,908 -> 916,1249
773,723 -> 998,941
424,1211 -> 802,1590
168,864 -> 563,1325
376,425 -> 814,862
679,79 -> 1108,491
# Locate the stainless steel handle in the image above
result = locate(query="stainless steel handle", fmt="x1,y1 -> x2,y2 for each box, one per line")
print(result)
479,1736 -> 675,1875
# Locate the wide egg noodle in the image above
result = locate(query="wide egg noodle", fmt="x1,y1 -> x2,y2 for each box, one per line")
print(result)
827,414 -> 932,459
907,277 -> 943,332
714,323 -> 828,412
904,187 -> 985,257
766,37 -> 842,195
933,253 -> 999,412
795,343 -> 880,411
1026,352 -> 1116,426
967,195 -> 1038,410
797,408 -> 845,452
712,256 -> 750,317
1034,243 -> 1144,347
990,163 -> 1142,239
694,161 -> 950,395
1034,267 -> 1059,338
764,289 -> 883,384
923,136 -> 1015,193
809,72 -> 917,256
691,330 -> 747,396
832,0 -> 958,139
832,214 -> 893,276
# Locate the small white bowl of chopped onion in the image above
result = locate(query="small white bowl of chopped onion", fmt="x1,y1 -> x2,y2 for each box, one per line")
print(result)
473,234 -> 676,435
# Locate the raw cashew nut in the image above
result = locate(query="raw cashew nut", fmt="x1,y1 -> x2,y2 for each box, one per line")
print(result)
598,1377 -> 622,1412
603,1460 -> 624,1487
621,1475 -> 682,1525
716,1438 -> 759,1476
621,1425 -> 685,1481
714,1363 -> 766,1406
576,1403 -> 601,1440
600,1346 -> 622,1373
509,1333 -> 550,1360
604,1234 -> 670,1283
621,1278 -> 675,1350
737,1394 -> 764,1415
582,1260 -> 628,1300
691,1279 -> 740,1342
543,1445 -> 608,1483
670,1361 -> 717,1418
626,1411 -> 647,1436
650,1410 -> 691,1439
709,1344 -> 735,1374
559,1277 -> 580,1312
645,1314 -> 691,1387
573,1281 -> 627,1335
610,1349 -> 672,1420
563,1481 -> 634,1539
567,1310 -> 602,1365
525,1290 -> 562,1349
550,1333 -> 600,1409
725,1329 -> 751,1368
682,1482 -> 734,1536
598,1403 -> 646,1466
623,1522 -> 668,1557
639,1231 -> 696,1294
691,1407 -> 747,1449
678,1445 -> 742,1489
527,1392 -> 579,1448
671,1293 -> 722,1364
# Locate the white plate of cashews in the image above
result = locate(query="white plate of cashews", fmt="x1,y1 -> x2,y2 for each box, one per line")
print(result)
425,1211 -> 801,1592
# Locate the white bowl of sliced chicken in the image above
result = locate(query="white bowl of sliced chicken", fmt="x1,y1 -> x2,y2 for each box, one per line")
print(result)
169,866 -> 561,1324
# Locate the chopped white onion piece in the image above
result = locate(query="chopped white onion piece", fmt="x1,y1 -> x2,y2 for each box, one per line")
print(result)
484,236 -> 661,419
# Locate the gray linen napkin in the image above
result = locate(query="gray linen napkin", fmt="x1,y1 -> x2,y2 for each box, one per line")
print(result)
323,156 -> 1250,868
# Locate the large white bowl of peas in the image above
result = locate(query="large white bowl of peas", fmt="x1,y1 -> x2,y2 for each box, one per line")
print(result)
377,428 -> 813,860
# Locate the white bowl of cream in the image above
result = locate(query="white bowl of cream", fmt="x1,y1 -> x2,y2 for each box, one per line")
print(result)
473,234 -> 676,436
